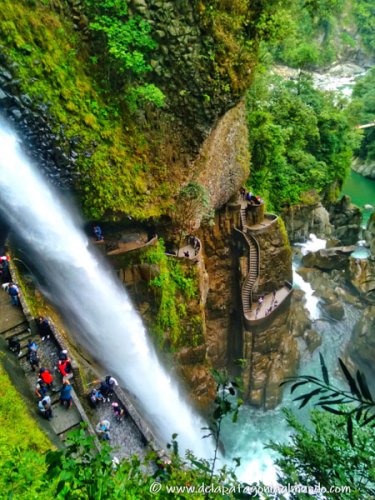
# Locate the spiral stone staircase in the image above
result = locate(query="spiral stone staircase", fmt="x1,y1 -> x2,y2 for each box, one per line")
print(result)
237,200 -> 292,328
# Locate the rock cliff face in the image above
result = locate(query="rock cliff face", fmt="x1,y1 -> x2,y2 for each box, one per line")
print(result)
253,218 -> 293,292
365,212 -> 375,256
239,217 -> 297,408
348,257 -> 375,304
0,0 -> 258,219
242,297 -> 304,409
196,100 -> 250,213
329,195 -> 362,245
282,199 -> 332,243
352,157 -> 375,180
201,205 -> 243,369
347,305 -> 375,394
111,245 -> 217,410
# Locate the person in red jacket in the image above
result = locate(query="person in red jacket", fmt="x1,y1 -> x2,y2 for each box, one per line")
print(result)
58,357 -> 72,379
39,367 -> 54,389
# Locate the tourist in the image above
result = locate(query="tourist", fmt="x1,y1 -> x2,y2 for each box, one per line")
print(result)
105,375 -> 119,392
240,187 -> 246,199
93,225 -> 104,241
246,191 -> 253,202
96,419 -> 111,441
36,316 -> 52,341
8,337 -> 21,356
88,388 -> 105,408
98,380 -> 111,400
27,339 -> 39,371
112,402 -> 126,421
0,256 -> 10,282
39,367 -> 54,389
8,282 -> 20,306
58,354 -> 73,379
59,349 -> 68,361
35,378 -> 47,400
38,395 -> 52,420
59,378 -> 73,409
184,250 -> 190,258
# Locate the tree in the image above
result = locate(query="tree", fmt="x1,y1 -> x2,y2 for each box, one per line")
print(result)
272,355 -> 375,498
270,408 -> 375,499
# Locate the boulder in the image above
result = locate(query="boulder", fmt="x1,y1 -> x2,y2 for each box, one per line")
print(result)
329,195 -> 362,245
347,306 -> 375,394
304,329 -> 321,352
348,257 -> 375,302
322,301 -> 345,320
302,246 -> 355,270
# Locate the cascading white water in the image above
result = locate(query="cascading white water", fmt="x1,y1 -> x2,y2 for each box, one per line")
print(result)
0,122 -> 213,459
293,234 -> 327,320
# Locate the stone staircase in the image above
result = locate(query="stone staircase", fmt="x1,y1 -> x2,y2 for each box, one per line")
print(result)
241,232 -> 260,316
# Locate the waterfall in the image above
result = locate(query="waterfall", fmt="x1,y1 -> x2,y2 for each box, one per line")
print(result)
0,121 -> 213,459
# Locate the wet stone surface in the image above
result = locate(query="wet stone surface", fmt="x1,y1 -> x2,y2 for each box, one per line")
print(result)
91,396 -> 149,461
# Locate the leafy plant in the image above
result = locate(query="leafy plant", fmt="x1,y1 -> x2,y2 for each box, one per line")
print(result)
202,370 -> 243,482
281,354 -> 375,446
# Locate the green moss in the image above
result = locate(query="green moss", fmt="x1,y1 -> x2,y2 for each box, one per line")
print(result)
278,216 -> 292,263
142,240 -> 201,351
0,0 -> 173,220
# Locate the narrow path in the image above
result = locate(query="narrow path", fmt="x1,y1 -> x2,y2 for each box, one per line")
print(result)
0,281 -> 149,459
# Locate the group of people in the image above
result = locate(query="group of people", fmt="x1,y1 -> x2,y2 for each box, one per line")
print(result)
89,376 -> 127,441
0,254 -> 21,307
239,188 -> 263,206
254,290 -> 279,319
35,348 -> 74,419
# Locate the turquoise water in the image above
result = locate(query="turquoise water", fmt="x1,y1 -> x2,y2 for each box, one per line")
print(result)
341,170 -> 375,227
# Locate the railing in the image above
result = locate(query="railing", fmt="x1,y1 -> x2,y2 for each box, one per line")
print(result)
234,227 -> 260,316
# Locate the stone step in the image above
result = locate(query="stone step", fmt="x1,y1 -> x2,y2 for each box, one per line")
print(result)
4,325 -> 31,341
0,320 -> 29,337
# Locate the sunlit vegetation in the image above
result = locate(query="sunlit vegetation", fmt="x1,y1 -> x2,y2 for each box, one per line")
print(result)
246,72 -> 360,210
0,362 -> 54,498
142,239 -> 203,351
0,0 -> 171,220
350,68 -> 375,163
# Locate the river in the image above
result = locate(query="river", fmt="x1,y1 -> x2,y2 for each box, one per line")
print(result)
221,64 -> 374,485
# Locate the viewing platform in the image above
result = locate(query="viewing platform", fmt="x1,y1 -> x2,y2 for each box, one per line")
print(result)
236,194 -> 293,328
1,258 -> 158,461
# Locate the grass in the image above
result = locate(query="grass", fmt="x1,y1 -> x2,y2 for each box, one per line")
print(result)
0,360 -> 54,498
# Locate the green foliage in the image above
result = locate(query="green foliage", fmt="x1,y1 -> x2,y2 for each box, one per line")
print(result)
282,355 -> 375,444
87,1 -> 154,73
349,68 -> 375,163
126,84 -> 165,112
271,408 -> 375,498
246,72 -> 359,210
267,0 -> 347,68
277,356 -> 375,497
0,361 -> 53,499
142,240 -> 199,350
353,0 -> 375,53
0,0 -> 170,220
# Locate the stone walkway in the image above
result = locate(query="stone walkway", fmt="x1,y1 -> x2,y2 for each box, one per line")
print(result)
247,285 -> 291,321
0,283 -> 149,460
0,286 -> 83,437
